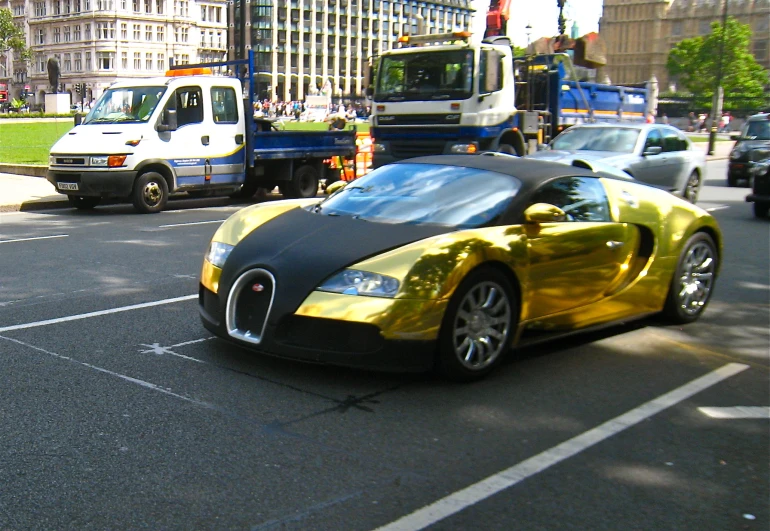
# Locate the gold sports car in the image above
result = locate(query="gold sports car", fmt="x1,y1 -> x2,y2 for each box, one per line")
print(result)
199,154 -> 721,381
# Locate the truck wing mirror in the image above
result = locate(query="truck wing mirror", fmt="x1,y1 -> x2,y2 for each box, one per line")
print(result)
157,108 -> 178,132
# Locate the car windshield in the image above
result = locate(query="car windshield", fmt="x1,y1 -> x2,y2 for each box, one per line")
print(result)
313,163 -> 521,228
741,120 -> 770,140
83,86 -> 167,124
551,127 -> 641,153
375,50 -> 474,102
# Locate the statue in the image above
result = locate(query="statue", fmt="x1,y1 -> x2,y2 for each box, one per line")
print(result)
47,58 -> 60,94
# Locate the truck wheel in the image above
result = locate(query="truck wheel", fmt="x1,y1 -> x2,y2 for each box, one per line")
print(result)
132,172 -> 168,213
285,164 -> 319,198
68,195 -> 101,210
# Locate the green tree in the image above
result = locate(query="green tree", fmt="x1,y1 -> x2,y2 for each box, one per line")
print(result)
0,8 -> 32,63
666,17 -> 768,101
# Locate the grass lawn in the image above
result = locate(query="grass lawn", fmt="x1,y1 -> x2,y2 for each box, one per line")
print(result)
0,119 -> 369,165
0,121 -> 75,165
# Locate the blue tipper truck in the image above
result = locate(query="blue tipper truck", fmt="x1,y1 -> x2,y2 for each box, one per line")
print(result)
365,32 -> 650,167
47,50 -> 356,213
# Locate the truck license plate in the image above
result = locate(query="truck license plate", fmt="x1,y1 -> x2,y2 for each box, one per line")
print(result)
57,182 -> 79,191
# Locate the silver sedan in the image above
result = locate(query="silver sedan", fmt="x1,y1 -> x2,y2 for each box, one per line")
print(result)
527,123 -> 706,203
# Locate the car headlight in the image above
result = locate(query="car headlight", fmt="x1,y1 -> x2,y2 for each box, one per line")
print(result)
49,155 -> 56,165
450,143 -> 478,154
90,155 -> 109,166
205,242 -> 234,269
317,269 -> 400,298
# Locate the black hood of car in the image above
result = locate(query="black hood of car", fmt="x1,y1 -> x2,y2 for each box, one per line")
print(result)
218,207 -> 452,322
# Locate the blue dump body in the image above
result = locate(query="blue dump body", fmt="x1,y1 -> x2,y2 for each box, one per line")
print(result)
251,125 -> 357,161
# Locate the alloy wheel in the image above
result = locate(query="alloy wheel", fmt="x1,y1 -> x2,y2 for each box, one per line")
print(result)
452,281 -> 512,370
675,240 -> 716,316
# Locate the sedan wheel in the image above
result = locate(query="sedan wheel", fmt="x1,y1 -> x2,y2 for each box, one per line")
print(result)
662,233 -> 718,324
438,268 -> 516,382
683,171 -> 700,203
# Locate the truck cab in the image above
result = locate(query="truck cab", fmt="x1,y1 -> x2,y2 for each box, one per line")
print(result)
48,71 -> 247,212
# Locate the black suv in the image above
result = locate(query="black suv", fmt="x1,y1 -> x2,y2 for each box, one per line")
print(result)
746,155 -> 770,218
728,113 -> 770,187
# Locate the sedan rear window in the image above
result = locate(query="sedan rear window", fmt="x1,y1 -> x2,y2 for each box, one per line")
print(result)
314,163 -> 522,228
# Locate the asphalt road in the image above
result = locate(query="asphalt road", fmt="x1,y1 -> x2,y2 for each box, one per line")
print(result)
0,161 -> 767,531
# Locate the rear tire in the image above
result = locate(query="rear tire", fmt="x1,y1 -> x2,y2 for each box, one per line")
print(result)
754,202 -> 769,218
132,172 -> 168,214
683,171 -> 700,203
437,267 -> 517,382
67,195 -> 101,210
284,164 -> 319,198
727,175 -> 737,187
661,232 -> 718,324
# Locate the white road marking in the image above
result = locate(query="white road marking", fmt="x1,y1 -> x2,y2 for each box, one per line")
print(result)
158,220 -> 226,228
374,363 -> 750,531
0,294 -> 197,333
0,334 -> 218,409
0,234 -> 68,244
138,340 -> 209,363
698,406 -> 770,419
705,206 -> 730,212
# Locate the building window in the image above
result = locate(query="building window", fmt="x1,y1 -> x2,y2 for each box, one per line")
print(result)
36,28 -> 45,44
34,1 -> 46,16
181,27 -> 188,42
74,53 -> 82,71
84,23 -> 91,40
146,25 -> 152,40
201,5 -> 206,20
97,52 -> 114,70
121,23 -> 127,39
85,52 -> 91,70
13,4 -> 25,16
699,20 -> 711,35
65,0 -> 71,13
145,52 -> 152,70
157,26 -> 164,41
672,21 -> 682,37
74,25 -> 81,40
122,51 -> 128,68
53,28 -> 60,43
37,57 -> 46,74
156,0 -> 163,13
133,0 -> 139,11
144,0 -> 151,12
64,54 -> 71,72
64,25 -> 71,41
74,0 -> 80,12
53,0 -> 61,14
754,40 -> 768,62
134,52 -> 141,69
121,0 -> 126,8
133,24 -> 140,39
157,53 -> 165,70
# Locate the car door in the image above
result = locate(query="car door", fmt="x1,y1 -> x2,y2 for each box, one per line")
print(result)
524,176 -> 639,319
629,127 -> 671,189
660,126 -> 689,192
208,85 -> 246,185
157,85 -> 211,188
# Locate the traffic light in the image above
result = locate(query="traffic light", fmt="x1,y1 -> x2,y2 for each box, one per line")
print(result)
74,83 -> 82,94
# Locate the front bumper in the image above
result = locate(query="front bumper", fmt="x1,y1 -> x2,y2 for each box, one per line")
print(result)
46,169 -> 138,198
728,162 -> 752,180
199,284 -> 436,372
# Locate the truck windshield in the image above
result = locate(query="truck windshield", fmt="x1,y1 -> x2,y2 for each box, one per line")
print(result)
375,50 -> 474,102
83,86 -> 167,124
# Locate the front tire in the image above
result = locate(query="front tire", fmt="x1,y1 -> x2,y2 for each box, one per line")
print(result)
662,232 -> 718,324
132,172 -> 168,214
683,171 -> 700,203
67,195 -> 100,210
754,202 -> 770,218
437,268 -> 517,382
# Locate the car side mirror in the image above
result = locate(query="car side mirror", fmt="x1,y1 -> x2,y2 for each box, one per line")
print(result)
643,146 -> 662,157
157,108 -> 178,132
524,203 -> 566,223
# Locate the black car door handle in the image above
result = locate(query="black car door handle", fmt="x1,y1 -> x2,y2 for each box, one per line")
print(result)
201,135 -> 210,145
235,134 -> 244,144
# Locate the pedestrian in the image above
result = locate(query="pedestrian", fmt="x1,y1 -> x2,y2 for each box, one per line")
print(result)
719,112 -> 731,133
645,111 -> 655,124
688,112 -> 697,132
698,113 -> 707,133
661,113 -> 669,125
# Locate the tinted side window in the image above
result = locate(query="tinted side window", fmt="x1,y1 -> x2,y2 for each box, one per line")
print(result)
644,129 -> 663,149
530,176 -> 611,222
662,128 -> 683,152
171,86 -> 203,127
211,86 -> 238,124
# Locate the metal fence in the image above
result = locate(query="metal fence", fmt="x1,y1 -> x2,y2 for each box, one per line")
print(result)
658,93 -> 770,119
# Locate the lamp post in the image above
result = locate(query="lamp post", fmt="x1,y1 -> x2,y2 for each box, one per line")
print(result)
557,0 -> 567,36
526,23 -> 532,47
708,0 -> 729,156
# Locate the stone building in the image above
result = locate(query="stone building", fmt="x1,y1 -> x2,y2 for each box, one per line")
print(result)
601,0 -> 770,89
2,0 -> 228,105
230,0 -> 473,102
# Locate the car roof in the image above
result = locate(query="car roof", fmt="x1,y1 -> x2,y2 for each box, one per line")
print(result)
746,113 -> 770,122
392,153 -> 633,186
558,122 -> 676,132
